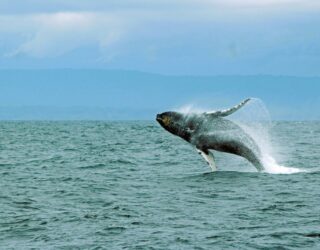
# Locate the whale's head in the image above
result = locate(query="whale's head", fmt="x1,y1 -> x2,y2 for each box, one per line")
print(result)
156,111 -> 197,141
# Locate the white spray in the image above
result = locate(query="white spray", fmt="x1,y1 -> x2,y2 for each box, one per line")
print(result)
230,98 -> 304,174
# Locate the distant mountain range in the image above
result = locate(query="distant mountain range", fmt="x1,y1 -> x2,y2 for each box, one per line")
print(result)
0,106 -> 155,120
0,69 -> 319,120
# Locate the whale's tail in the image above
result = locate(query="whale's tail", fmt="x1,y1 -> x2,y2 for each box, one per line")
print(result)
204,98 -> 251,118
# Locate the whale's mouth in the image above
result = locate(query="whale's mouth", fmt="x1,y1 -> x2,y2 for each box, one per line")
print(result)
156,114 -> 164,126
156,114 -> 162,122
156,114 -> 172,129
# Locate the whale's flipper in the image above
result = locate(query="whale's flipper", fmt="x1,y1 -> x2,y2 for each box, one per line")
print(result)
205,98 -> 251,117
197,149 -> 217,172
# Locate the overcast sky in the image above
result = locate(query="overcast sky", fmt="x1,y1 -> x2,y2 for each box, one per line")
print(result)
0,0 -> 320,75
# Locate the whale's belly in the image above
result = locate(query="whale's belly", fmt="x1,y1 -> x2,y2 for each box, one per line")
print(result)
193,119 -> 263,169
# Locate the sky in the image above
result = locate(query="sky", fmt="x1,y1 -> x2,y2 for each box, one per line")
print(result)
0,1 -> 319,120
0,0 -> 320,75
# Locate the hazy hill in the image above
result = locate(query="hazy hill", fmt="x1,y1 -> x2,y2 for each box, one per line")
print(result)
0,70 -> 319,120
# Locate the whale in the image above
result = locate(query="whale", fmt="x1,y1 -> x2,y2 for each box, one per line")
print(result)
156,98 -> 264,171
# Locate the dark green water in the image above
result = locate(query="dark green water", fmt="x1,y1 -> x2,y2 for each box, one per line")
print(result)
0,121 -> 319,249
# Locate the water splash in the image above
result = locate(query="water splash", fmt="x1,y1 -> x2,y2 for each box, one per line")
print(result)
176,104 -> 206,114
260,155 -> 305,174
230,98 -> 305,174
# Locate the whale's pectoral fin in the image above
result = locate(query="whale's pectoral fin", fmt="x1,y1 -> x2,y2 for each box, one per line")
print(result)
205,98 -> 251,118
197,149 -> 217,172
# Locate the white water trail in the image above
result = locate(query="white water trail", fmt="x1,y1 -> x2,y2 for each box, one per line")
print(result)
231,98 -> 305,174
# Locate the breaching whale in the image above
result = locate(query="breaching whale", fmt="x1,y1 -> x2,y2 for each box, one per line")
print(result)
156,98 -> 264,171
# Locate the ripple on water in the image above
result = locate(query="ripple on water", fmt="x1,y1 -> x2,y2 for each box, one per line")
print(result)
1,121 -> 320,249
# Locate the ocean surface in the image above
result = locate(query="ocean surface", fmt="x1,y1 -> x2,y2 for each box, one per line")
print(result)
0,121 -> 320,249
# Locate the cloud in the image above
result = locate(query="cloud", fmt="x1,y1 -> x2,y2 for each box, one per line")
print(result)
202,0 -> 320,8
1,0 -> 320,14
1,1 -> 319,59
0,9 -> 318,59
0,2 -> 319,75
1,12 -> 127,58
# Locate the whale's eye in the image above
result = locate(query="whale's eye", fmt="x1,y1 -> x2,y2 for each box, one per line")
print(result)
163,116 -> 171,126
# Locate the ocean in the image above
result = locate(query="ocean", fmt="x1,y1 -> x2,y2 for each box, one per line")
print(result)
0,121 -> 319,249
